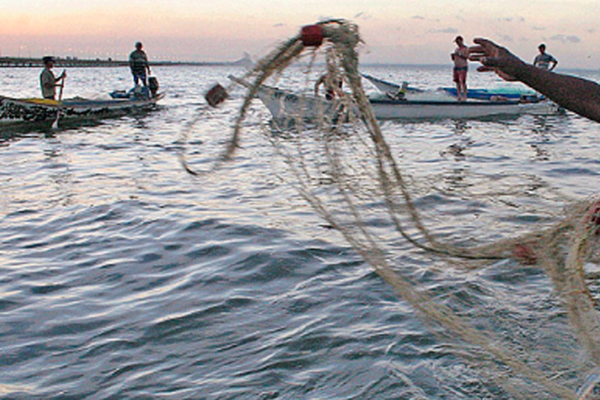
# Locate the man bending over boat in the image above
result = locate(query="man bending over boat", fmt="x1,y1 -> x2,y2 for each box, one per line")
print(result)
469,38 -> 600,123
40,56 -> 66,100
451,35 -> 470,102
129,42 -> 151,87
315,66 -> 343,100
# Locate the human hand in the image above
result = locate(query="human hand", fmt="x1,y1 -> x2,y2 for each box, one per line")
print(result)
469,38 -> 525,81
512,243 -> 538,265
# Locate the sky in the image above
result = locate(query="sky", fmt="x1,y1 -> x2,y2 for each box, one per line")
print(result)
1,0 -> 599,69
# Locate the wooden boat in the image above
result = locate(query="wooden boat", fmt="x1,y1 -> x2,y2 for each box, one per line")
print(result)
362,73 -> 538,101
230,76 -> 561,121
0,93 -> 165,127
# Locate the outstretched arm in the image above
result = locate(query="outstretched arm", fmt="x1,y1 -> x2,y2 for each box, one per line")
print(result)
470,38 -> 600,122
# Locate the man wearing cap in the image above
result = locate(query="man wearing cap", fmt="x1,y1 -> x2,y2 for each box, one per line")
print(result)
451,35 -> 470,102
40,56 -> 66,100
129,42 -> 151,87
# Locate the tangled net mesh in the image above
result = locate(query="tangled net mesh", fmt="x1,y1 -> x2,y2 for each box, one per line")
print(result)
187,19 -> 600,399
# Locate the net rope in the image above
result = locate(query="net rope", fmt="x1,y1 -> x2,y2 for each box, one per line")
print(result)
184,19 -> 600,399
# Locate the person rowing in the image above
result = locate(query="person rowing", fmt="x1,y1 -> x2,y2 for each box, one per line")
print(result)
40,56 -> 66,100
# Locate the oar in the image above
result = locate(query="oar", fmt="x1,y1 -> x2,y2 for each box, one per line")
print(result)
51,70 -> 66,130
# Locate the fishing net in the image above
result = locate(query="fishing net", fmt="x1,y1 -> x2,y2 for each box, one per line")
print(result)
186,19 -> 600,399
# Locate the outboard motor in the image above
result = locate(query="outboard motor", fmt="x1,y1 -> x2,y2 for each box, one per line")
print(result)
148,76 -> 159,97
132,85 -> 150,99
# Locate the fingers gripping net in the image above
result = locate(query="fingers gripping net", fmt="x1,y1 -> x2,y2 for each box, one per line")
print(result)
198,19 -> 600,398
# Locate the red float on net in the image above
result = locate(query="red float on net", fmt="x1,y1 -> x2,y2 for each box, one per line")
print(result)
301,25 -> 324,47
587,200 -> 600,235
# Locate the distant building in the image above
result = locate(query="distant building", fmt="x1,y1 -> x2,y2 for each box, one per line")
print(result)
232,52 -> 253,68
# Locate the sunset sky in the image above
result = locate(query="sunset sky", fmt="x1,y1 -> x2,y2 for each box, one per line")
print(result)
1,0 -> 599,69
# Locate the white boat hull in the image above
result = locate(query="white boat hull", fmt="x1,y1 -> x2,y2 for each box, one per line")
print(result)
369,98 -> 560,119
255,85 -> 560,121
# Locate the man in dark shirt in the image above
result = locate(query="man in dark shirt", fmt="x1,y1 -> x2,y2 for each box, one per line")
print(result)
129,42 -> 151,87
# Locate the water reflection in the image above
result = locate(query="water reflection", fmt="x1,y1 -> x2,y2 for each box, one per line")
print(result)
440,119 -> 475,161
451,119 -> 470,135
0,118 -> 106,147
528,115 -> 558,161
43,136 -> 76,207
443,166 -> 471,193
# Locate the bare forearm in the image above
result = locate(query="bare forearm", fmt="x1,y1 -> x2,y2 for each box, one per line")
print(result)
513,64 -> 600,122
471,38 -> 600,122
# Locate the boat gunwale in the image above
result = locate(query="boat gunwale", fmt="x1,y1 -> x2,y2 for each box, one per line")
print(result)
257,86 -> 542,107
0,93 -> 165,109
369,98 -> 544,107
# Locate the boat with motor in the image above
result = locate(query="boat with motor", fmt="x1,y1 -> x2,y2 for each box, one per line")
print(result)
0,76 -> 164,128
0,92 -> 164,128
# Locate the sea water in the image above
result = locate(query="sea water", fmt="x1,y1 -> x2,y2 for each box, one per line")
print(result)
1,64 -> 600,399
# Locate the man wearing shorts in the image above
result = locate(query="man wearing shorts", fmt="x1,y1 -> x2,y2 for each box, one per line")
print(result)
451,36 -> 469,101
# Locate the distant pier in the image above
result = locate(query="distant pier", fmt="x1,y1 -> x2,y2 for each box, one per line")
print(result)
0,54 -> 254,68
0,57 -> 129,68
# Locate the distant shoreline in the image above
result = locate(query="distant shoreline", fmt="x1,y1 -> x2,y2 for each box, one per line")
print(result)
1,57 -> 597,74
0,57 -> 251,68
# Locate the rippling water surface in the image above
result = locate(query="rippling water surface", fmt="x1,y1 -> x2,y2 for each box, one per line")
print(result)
1,63 -> 600,399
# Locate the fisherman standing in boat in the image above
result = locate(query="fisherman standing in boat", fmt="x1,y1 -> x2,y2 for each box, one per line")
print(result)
451,36 -> 470,102
533,43 -> 558,71
40,56 -> 66,100
129,42 -> 151,87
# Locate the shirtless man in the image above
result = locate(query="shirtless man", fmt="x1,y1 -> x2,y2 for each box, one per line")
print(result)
451,36 -> 470,102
